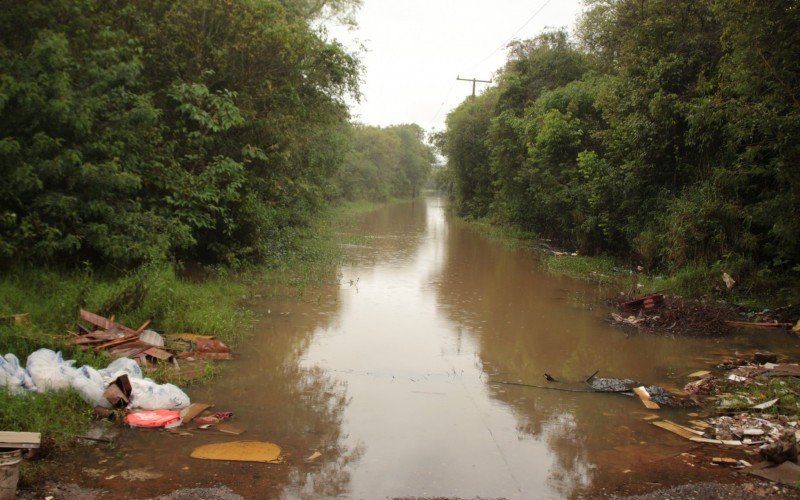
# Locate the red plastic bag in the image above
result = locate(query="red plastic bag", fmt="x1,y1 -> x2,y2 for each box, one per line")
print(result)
126,409 -> 182,428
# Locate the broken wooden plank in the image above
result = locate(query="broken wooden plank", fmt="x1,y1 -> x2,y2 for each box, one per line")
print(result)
724,320 -> 794,330
93,333 -> 140,351
180,403 -> 213,423
79,309 -> 137,335
633,386 -> 660,410
176,351 -> 233,361
135,319 -> 152,334
0,431 -> 41,449
142,347 -> 174,361
690,437 -> 723,444
621,293 -> 664,312
652,420 -> 699,440
749,460 -> 800,487
166,333 -> 215,342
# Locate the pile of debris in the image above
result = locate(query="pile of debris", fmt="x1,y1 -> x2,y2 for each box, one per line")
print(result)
608,293 -> 799,337
646,352 -> 800,488
72,309 -> 232,367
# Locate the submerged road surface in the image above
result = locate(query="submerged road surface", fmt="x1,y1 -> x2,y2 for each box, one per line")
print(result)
54,197 -> 800,499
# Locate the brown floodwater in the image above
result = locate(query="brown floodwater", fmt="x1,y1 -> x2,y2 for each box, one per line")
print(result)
54,196 -> 800,499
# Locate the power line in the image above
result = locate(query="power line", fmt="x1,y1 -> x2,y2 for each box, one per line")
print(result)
467,0 -> 554,72
429,79 -> 458,126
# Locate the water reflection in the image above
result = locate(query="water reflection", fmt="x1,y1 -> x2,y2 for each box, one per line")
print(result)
50,196 -> 800,498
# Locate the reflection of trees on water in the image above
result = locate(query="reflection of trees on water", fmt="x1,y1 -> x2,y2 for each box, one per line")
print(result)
341,200 -> 429,267
433,223 -> 607,497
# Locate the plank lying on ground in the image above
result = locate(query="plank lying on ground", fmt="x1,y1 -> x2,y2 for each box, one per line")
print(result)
652,420 -> 705,441
0,431 -> 41,449
724,320 -> 794,329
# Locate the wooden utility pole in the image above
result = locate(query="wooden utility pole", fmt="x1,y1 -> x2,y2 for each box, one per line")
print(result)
457,75 -> 492,98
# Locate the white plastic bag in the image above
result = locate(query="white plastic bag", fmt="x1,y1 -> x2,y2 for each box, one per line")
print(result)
128,378 -> 190,410
99,358 -> 143,380
26,349 -> 73,391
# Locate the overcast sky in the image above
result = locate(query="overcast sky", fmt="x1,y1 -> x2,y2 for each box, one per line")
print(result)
327,0 -> 586,134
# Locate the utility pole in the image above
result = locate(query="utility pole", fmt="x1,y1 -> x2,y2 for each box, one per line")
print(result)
457,75 -> 492,98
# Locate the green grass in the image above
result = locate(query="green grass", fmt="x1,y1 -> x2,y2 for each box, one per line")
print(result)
717,378 -> 800,417
0,197 -> 388,452
0,389 -> 95,444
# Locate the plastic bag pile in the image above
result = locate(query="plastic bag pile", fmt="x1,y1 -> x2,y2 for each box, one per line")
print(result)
0,348 -> 189,410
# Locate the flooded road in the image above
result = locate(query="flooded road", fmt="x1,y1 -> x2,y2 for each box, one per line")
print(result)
58,196 -> 800,498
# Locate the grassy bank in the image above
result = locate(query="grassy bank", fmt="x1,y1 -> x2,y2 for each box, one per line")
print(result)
461,215 -> 796,309
0,198 -> 391,463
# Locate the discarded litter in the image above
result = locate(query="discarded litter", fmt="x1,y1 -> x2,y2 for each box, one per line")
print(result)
190,441 -> 282,463
180,403 -> 213,423
753,398 -> 779,410
125,410 -> 182,428
632,386 -> 660,410
305,451 -> 322,462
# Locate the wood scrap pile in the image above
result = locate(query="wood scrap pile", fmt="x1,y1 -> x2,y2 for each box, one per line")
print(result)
72,309 -> 232,366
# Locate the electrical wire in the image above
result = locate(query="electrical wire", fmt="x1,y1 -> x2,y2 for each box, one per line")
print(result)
467,0 -> 554,72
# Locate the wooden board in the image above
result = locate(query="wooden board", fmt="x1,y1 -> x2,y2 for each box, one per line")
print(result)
652,421 -> 698,440
633,386 -> 660,410
0,431 -> 41,449
180,403 -> 213,423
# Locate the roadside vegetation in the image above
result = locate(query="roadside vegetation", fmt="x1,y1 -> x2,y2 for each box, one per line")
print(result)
0,0 -> 434,465
434,1 -> 800,306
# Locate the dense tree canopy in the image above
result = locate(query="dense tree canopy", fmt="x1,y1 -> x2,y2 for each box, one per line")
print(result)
334,124 -> 435,201
0,0 -> 431,270
439,0 -> 800,297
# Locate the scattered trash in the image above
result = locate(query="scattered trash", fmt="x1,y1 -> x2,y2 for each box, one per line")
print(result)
138,330 -> 164,347
651,420 -> 705,441
126,410 -> 182,429
305,451 -> 322,462
632,386 -> 660,410
712,457 -> 738,466
620,293 -> 665,313
195,412 -> 233,425
190,441 -> 282,463
749,460 -> 800,488
216,423 -> 245,436
610,294 -> 734,336
753,398 -> 779,410
722,273 -> 736,290
2,348 -> 189,411
589,378 -> 638,393
0,449 -> 22,500
688,370 -> 711,378
180,403 -> 213,423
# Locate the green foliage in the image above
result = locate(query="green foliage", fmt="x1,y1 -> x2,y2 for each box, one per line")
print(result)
439,3 -> 800,300
334,123 -> 435,201
0,389 -> 94,446
0,0 -> 361,269
0,262 -> 249,358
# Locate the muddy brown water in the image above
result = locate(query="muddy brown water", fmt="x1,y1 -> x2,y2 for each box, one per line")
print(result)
53,197 -> 800,499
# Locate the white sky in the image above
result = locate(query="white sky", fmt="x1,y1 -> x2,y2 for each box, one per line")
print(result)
327,0 -> 586,134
